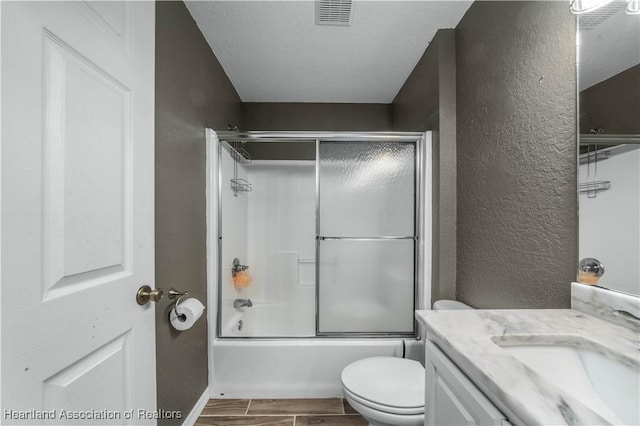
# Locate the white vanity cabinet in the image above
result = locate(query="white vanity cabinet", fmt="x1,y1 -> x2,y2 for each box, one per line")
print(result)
425,340 -> 511,426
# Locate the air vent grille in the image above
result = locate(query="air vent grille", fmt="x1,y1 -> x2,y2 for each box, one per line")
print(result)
316,0 -> 353,26
579,2 -> 625,30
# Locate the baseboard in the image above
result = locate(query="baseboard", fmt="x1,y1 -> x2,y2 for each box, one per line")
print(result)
182,386 -> 209,426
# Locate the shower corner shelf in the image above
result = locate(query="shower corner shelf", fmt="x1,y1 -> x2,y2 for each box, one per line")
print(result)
579,180 -> 611,194
228,141 -> 252,196
230,145 -> 252,165
231,178 -> 252,194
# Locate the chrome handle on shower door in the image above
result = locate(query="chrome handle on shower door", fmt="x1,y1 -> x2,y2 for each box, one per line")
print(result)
316,236 -> 417,240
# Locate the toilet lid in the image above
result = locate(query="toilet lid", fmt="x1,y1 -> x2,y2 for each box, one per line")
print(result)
341,357 -> 425,411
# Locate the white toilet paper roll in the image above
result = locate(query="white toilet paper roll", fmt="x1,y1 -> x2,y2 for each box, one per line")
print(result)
170,298 -> 205,331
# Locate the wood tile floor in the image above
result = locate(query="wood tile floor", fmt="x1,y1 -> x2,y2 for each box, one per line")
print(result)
196,398 -> 368,426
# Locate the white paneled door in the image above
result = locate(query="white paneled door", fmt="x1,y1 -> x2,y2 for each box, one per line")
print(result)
1,2 -> 156,424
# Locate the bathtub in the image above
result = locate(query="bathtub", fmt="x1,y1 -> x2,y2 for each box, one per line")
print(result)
212,302 -> 424,398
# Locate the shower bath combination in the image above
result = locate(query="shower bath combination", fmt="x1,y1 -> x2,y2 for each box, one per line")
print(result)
206,130 -> 432,398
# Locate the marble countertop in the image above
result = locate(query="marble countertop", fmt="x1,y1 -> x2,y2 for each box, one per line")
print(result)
416,309 -> 640,425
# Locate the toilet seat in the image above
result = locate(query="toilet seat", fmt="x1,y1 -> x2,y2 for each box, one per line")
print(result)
343,386 -> 424,416
341,357 -> 425,415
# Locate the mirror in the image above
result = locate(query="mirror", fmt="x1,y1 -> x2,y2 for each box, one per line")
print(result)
577,2 -> 640,296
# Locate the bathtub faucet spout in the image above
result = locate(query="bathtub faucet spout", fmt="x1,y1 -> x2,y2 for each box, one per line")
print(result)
233,298 -> 253,309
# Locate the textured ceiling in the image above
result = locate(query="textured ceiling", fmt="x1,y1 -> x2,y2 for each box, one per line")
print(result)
579,5 -> 640,90
185,1 -> 472,103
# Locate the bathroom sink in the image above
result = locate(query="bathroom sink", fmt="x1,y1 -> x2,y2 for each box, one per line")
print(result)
494,338 -> 640,425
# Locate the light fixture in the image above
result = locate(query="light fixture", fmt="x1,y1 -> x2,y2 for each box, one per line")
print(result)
570,0 -> 640,14
626,0 -> 640,14
570,0 -> 614,14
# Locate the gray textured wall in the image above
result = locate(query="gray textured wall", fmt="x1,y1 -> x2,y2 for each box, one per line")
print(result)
392,36 -> 440,132
244,102 -> 392,131
155,2 -> 243,423
393,30 -> 457,304
580,64 -> 640,135
456,1 -> 577,308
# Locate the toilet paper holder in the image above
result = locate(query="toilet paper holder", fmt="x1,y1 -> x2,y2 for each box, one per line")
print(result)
168,288 -> 189,320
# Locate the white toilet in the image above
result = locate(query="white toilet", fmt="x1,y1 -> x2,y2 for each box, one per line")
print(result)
341,299 -> 472,426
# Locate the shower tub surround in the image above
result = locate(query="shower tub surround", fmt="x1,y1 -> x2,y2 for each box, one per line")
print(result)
417,297 -> 640,425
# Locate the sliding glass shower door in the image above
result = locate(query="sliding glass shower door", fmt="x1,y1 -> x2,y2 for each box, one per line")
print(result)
317,141 -> 417,335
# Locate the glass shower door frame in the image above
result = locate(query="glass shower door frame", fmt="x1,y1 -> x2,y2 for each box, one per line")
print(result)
314,138 -> 421,338
215,131 -> 426,339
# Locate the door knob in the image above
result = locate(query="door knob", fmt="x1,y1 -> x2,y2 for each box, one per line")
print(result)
136,285 -> 164,305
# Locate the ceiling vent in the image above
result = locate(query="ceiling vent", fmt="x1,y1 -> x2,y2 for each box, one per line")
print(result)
316,0 -> 353,26
579,1 -> 625,30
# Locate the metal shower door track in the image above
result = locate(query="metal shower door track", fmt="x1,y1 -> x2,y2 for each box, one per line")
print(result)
216,131 -> 425,143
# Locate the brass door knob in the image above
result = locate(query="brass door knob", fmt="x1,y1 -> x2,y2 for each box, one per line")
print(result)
136,285 -> 164,305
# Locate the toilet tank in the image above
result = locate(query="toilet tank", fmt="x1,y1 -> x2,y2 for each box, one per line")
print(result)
432,300 -> 473,310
